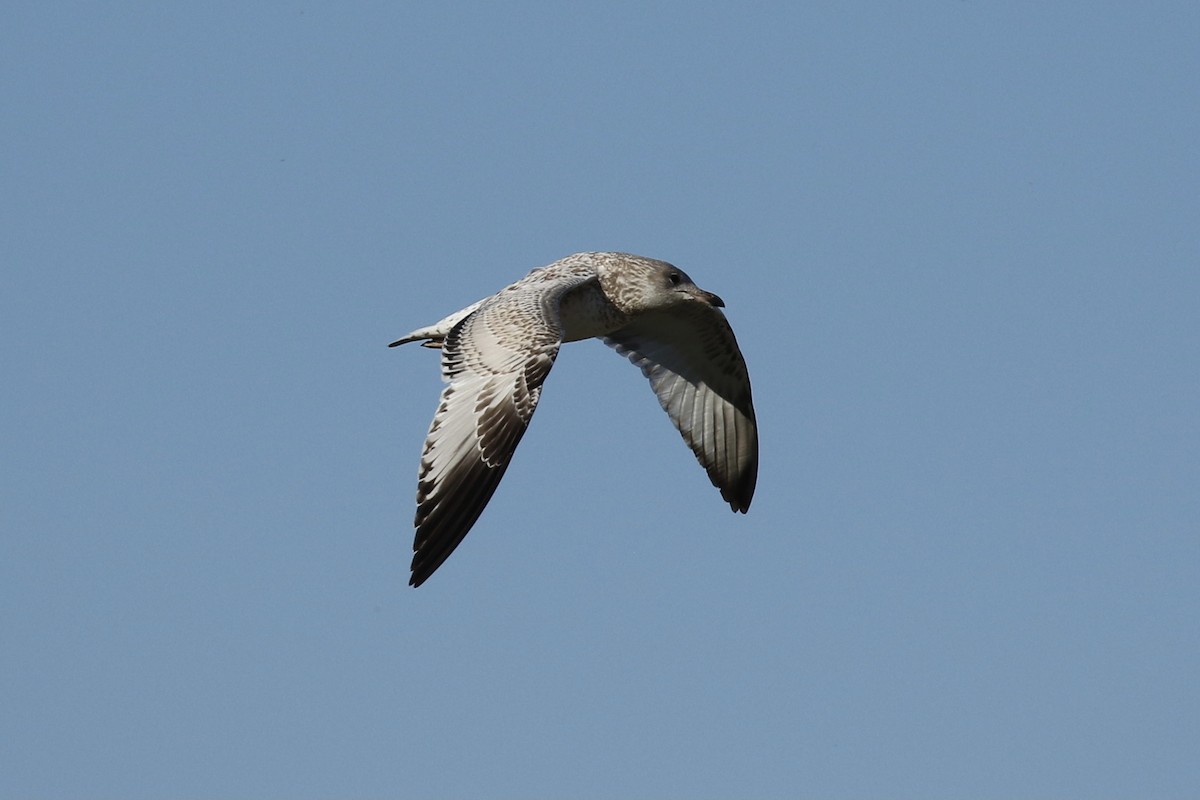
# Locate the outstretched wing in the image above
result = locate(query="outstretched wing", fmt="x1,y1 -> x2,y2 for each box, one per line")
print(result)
604,303 -> 758,512
408,271 -> 596,586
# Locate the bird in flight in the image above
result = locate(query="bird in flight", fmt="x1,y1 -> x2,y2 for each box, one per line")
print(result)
390,252 -> 758,586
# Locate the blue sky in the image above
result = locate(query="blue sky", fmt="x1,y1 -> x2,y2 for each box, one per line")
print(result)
2,2 -> 1197,797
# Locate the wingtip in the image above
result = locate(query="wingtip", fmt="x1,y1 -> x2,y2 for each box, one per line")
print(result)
409,551 -> 437,588
722,471 -> 756,514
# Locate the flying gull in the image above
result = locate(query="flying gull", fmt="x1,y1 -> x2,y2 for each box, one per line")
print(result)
390,251 -> 758,586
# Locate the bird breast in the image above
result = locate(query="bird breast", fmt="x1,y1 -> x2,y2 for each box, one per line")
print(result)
557,281 -> 631,343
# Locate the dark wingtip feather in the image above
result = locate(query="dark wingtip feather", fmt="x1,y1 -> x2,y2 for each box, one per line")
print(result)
722,452 -> 758,514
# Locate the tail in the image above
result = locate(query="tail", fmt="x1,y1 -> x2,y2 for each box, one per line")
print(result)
388,297 -> 489,350
388,332 -> 445,349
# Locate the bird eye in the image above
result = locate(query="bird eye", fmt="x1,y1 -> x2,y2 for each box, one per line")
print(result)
667,270 -> 682,286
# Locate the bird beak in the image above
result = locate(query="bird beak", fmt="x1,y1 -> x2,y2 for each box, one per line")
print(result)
702,290 -> 725,308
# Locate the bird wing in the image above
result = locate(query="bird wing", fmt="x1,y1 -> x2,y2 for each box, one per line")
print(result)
408,271 -> 596,586
604,302 -> 758,512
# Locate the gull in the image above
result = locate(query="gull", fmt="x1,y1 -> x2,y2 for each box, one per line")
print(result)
390,252 -> 758,586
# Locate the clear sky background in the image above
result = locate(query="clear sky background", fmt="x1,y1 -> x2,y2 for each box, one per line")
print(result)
2,3 -> 1197,798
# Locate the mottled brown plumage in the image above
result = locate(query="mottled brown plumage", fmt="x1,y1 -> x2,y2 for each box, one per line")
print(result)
390,252 -> 757,587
